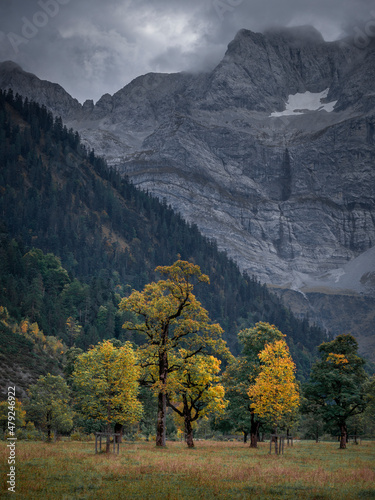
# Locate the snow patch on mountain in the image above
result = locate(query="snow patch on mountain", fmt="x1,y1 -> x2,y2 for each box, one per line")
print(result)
270,89 -> 337,117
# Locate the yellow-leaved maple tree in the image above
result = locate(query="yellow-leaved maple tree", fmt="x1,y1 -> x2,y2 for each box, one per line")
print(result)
248,339 -> 300,433
166,350 -> 227,448
72,340 -> 142,451
119,260 -> 228,447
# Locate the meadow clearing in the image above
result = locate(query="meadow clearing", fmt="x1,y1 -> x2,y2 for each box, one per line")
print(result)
1,439 -> 375,499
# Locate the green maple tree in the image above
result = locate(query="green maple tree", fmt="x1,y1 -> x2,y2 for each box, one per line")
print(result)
304,334 -> 368,449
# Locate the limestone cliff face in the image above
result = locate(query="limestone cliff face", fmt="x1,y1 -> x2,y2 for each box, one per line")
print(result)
1,27 -> 374,349
63,27 -> 375,291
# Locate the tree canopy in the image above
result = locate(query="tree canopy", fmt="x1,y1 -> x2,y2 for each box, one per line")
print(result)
0,399 -> 26,436
248,339 -> 300,433
221,322 -> 286,447
303,334 -> 368,449
25,374 -> 73,441
120,260 -> 228,446
166,350 -> 227,447
72,340 -> 142,450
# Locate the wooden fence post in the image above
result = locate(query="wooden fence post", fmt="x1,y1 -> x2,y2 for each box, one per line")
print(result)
95,432 -> 121,454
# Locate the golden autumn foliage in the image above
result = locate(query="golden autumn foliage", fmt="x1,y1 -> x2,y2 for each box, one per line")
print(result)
0,311 -> 66,358
168,351 -> 227,416
166,351 -> 227,447
120,261 -> 226,357
119,260 -> 228,446
72,340 -> 142,426
248,339 -> 300,429
326,352 -> 349,367
0,398 -> 26,434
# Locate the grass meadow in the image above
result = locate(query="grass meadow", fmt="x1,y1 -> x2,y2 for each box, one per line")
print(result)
1,439 -> 375,499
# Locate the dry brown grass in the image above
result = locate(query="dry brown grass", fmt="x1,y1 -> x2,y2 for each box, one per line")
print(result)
1,440 -> 374,499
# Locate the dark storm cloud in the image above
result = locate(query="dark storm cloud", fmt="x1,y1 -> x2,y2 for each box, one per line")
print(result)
0,0 -> 374,103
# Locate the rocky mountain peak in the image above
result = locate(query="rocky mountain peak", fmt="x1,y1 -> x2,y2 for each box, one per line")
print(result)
0,26 -> 374,349
217,25 -> 351,112
0,60 -> 82,120
264,25 -> 325,44
0,60 -> 24,72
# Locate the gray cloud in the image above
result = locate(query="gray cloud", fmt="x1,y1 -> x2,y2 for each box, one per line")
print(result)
0,0 -> 374,103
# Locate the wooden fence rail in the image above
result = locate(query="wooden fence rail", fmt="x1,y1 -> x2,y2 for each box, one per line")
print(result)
95,432 -> 122,454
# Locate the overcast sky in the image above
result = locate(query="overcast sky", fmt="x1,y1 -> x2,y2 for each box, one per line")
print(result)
0,0 -> 373,103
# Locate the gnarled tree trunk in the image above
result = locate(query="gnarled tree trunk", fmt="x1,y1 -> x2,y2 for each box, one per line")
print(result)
182,394 -> 195,448
339,422 -> 347,449
156,349 -> 168,447
185,416 -> 194,448
114,422 -> 123,443
250,412 -> 260,448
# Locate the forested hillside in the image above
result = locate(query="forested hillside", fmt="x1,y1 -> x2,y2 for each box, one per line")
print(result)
0,89 -> 328,391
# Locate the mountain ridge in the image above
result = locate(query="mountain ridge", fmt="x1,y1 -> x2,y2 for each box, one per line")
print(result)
1,25 -> 374,355
0,90 -> 332,394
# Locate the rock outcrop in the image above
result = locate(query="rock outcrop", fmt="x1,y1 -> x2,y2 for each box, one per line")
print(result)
0,61 -> 82,120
